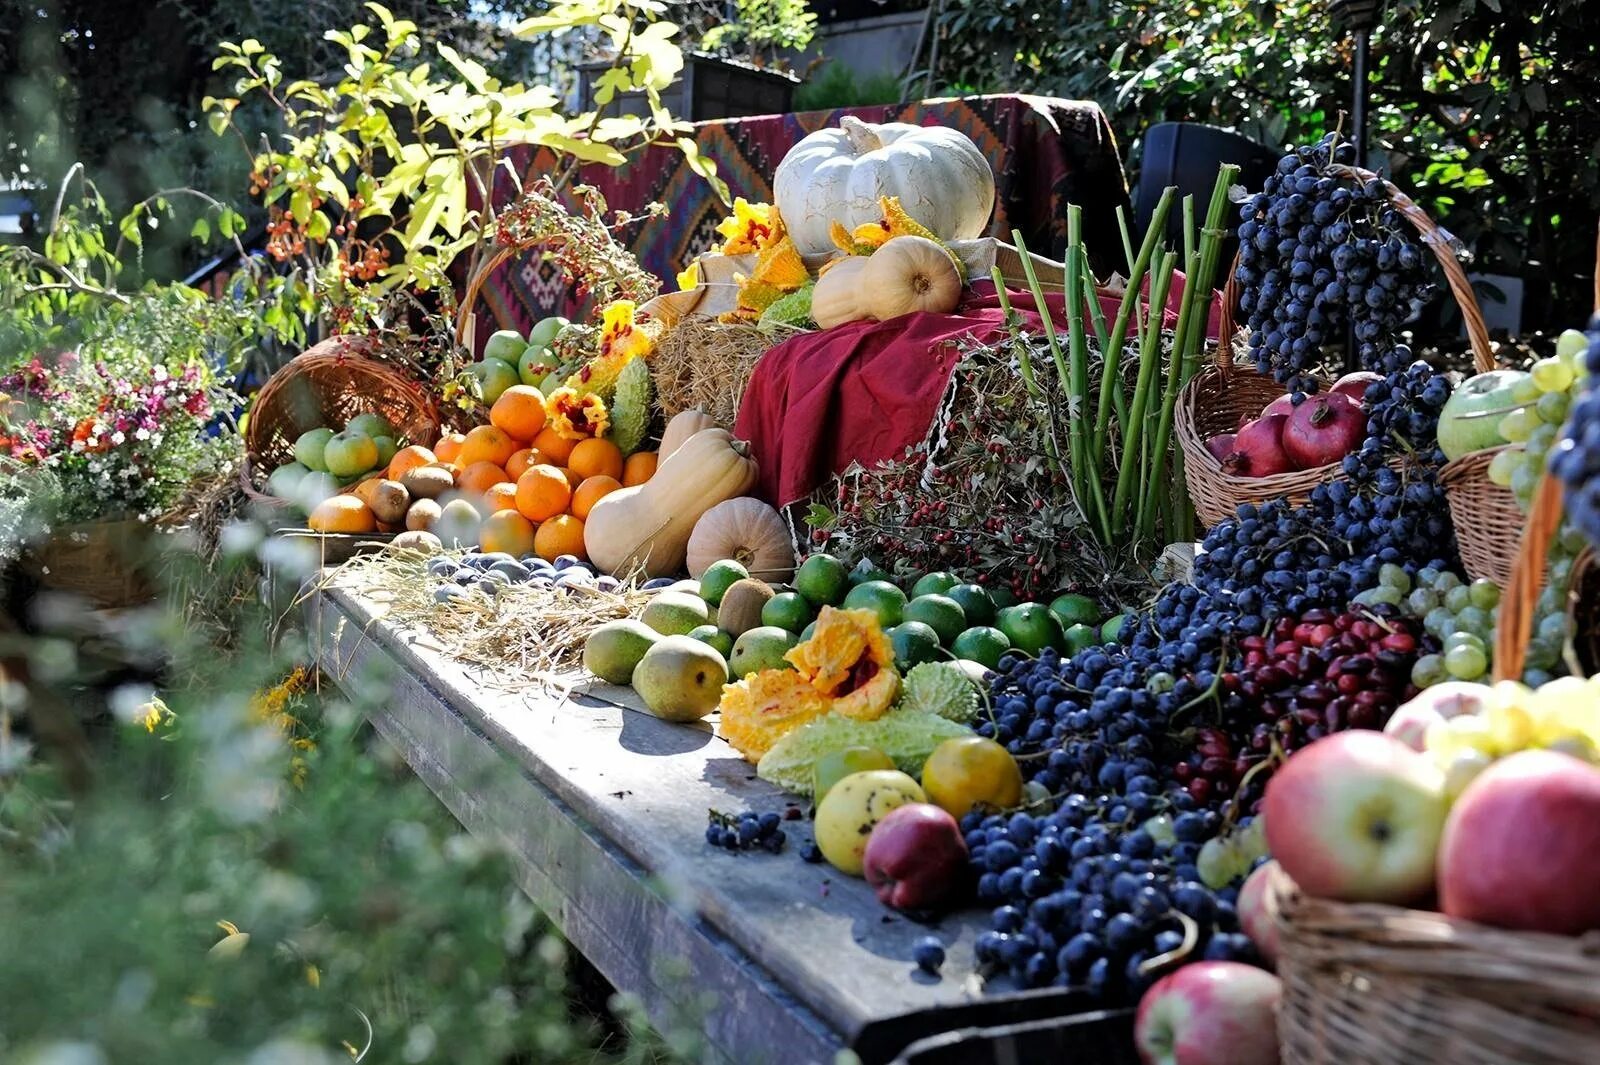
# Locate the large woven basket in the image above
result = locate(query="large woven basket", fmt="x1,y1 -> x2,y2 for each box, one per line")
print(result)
1274,476 -> 1600,1065
20,519 -> 156,609
1177,165 -> 1495,529
1438,447 -> 1523,586
242,335 -> 441,504
1273,881 -> 1600,1065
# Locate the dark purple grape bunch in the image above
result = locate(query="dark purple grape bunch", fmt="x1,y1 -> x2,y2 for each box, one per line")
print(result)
705,809 -> 787,854
1548,317 -> 1600,550
1235,133 -> 1433,391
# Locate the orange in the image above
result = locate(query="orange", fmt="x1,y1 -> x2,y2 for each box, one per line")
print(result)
531,426 -> 580,466
457,460 -> 510,496
568,437 -> 624,482
622,450 -> 657,487
505,447 -> 547,481
388,444 -> 438,482
489,385 -> 547,443
570,475 -> 621,520
307,495 -> 377,534
559,466 -> 581,491
534,514 -> 586,562
479,510 -> 536,557
459,425 -> 517,469
483,481 -> 519,513
515,464 -> 572,522
434,432 -> 466,465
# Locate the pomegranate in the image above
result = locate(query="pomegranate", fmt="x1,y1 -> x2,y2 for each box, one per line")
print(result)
1331,371 -> 1384,403
1206,433 -> 1236,464
1261,393 -> 1296,419
1282,391 -> 1365,469
1223,414 -> 1295,478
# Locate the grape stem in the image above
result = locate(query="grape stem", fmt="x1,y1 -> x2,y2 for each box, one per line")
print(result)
1138,910 -> 1200,976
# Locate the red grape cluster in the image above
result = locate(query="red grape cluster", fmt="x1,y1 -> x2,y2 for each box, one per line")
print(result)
1173,607 -> 1427,806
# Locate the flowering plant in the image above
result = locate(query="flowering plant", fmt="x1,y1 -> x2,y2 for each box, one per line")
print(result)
0,346 -> 237,529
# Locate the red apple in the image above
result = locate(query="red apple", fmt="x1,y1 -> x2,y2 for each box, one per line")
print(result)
1135,961 -> 1281,1065
1438,749 -> 1600,934
1237,861 -> 1284,967
1260,393 -> 1295,419
1330,370 -> 1383,402
1382,681 -> 1495,751
1263,731 -> 1447,904
862,803 -> 969,911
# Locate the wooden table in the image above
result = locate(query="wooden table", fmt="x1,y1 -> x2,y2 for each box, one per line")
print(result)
306,571 -> 1093,1065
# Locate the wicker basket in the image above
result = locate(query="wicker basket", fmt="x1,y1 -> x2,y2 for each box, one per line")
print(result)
20,519 -> 156,609
1438,447 -> 1524,587
1177,165 -> 1496,530
1274,477 -> 1600,1065
242,335 -> 442,505
1273,881 -> 1600,1065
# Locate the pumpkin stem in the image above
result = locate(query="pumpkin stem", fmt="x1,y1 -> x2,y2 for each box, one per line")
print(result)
839,116 -> 882,156
912,272 -> 931,295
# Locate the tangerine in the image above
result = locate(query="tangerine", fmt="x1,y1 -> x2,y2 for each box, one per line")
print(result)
568,437 -> 624,482
531,426 -> 580,465
388,444 -> 438,482
483,481 -> 519,513
307,495 -> 377,534
515,464 -> 572,522
920,736 -> 1023,819
479,510 -> 536,556
534,514 -> 586,562
457,460 -> 510,496
489,385 -> 547,442
433,432 -> 466,465
622,451 -> 658,486
570,475 -> 621,520
505,447 -> 547,481
459,425 -> 517,468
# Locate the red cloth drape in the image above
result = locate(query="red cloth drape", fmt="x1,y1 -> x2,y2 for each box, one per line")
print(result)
733,279 -> 1222,507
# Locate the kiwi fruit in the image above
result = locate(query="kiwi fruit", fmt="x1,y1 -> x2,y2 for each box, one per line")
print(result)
368,479 -> 411,525
401,464 -> 454,500
405,498 -> 442,531
717,578 -> 775,637
389,530 -> 442,554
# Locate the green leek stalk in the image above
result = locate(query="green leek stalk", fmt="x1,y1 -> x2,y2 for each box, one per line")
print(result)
1093,187 -> 1176,465
992,266 -> 1062,474
1060,212 -> 1111,543
1110,248 -> 1176,534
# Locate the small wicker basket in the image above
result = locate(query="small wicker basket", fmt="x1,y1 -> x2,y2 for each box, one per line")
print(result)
1177,165 -> 1496,530
1438,447 -> 1524,587
242,335 -> 442,505
1274,475 -> 1600,1065
20,519 -> 156,609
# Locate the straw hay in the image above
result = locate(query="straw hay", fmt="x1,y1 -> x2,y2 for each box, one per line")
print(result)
323,549 -> 655,693
649,315 -> 802,426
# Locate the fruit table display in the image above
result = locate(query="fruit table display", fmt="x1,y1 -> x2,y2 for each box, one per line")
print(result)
299,120 -> 1600,1065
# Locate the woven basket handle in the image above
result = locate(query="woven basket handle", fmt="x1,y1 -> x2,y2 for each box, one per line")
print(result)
1215,165 -> 1496,377
455,244 -> 521,356
1494,474 -> 1565,682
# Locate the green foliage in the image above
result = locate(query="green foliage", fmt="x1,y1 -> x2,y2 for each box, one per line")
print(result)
702,0 -> 819,68
934,0 -> 1600,324
793,63 -> 906,113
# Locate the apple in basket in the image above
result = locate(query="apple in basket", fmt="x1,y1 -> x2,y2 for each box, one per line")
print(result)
1263,731 -> 1448,905
1134,961 -> 1282,1065
1236,860 -> 1284,968
1438,749 -> 1600,934
1382,681 -> 1495,751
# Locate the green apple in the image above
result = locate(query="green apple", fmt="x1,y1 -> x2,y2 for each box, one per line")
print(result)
472,358 -> 520,405
481,329 -> 525,365
371,434 -> 398,468
1437,370 -> 1529,461
295,470 -> 341,514
526,315 -> 570,352
322,430 -> 379,478
293,427 -> 335,472
345,412 -> 393,440
813,746 -> 895,803
518,344 -> 561,388
266,461 -> 310,501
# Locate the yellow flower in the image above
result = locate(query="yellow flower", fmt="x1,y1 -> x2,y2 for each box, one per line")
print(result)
715,198 -> 777,255
566,301 -> 653,397
546,386 -> 611,439
676,261 -> 700,292
138,696 -> 173,732
725,233 -> 810,321
850,220 -> 892,249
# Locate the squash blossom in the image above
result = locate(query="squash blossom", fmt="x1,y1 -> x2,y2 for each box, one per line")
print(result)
546,386 -> 610,440
715,198 -> 777,255
566,301 -> 654,396
676,261 -> 700,292
724,233 -> 810,322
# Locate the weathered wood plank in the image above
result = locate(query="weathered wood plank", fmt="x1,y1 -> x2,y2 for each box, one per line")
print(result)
308,574 -> 1009,1062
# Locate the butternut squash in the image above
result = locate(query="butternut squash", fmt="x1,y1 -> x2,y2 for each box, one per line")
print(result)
583,428 -> 760,577
811,256 -> 871,328
659,408 -> 719,460
862,236 -> 962,320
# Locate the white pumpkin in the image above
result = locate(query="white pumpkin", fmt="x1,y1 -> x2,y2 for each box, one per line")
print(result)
774,116 -> 996,256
